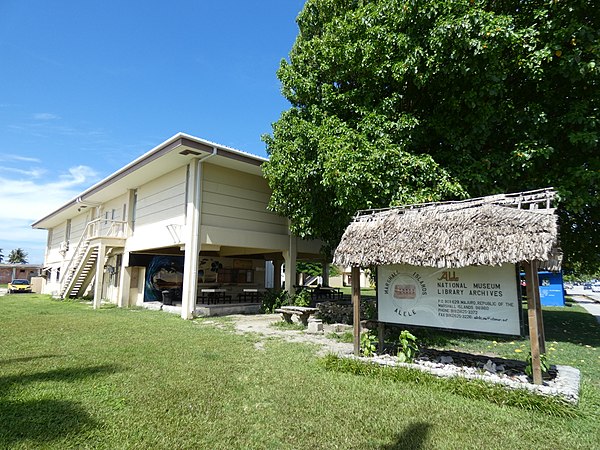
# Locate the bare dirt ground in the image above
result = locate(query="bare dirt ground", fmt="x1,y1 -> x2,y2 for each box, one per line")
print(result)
201,313 -> 354,356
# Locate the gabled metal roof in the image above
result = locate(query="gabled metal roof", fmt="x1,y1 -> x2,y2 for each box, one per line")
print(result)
32,133 -> 268,229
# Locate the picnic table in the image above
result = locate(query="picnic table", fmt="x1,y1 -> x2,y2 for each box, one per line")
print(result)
237,288 -> 263,303
274,306 -> 319,326
298,285 -> 342,301
314,286 -> 342,300
199,288 -> 231,304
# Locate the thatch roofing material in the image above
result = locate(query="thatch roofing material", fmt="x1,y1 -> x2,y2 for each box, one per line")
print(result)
333,201 -> 560,270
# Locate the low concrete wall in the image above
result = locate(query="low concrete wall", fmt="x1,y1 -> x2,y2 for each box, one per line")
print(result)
195,303 -> 261,317
30,277 -> 45,294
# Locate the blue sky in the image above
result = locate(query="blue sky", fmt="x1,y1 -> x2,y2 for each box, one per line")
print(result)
0,0 -> 306,263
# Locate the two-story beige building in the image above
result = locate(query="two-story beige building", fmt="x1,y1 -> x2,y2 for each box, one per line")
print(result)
32,133 -> 322,319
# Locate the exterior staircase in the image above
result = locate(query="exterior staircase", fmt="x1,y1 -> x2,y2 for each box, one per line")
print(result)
60,244 -> 99,298
59,218 -> 126,299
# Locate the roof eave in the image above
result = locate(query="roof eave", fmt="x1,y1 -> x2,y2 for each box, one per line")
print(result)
32,133 -> 268,229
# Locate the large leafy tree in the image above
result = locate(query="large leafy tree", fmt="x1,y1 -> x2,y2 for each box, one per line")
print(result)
264,0 -> 599,268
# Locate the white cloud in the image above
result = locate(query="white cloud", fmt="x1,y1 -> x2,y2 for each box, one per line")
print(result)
0,218 -> 48,263
58,165 -> 98,186
7,114 -> 107,142
0,165 -> 99,263
0,154 -> 47,186
12,155 -> 43,163
3,166 -> 46,178
0,154 -> 42,164
33,112 -> 60,120
0,165 -> 98,220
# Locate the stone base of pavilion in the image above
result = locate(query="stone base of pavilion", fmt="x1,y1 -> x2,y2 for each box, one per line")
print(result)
142,302 -> 261,317
194,302 -> 261,317
140,301 -> 261,317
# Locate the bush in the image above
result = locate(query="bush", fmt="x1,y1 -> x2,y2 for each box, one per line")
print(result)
360,331 -> 377,356
260,288 -> 314,313
525,352 -> 550,380
260,289 -> 291,313
397,330 -> 419,363
363,299 -> 377,320
316,299 -> 377,324
292,289 -> 311,307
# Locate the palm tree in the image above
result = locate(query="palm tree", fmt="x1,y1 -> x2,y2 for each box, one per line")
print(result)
8,248 -> 28,264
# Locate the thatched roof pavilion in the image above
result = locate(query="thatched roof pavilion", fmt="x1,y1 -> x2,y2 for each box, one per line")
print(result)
333,188 -> 561,270
335,188 -> 558,383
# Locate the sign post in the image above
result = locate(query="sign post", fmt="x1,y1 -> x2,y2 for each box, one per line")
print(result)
524,260 -> 545,384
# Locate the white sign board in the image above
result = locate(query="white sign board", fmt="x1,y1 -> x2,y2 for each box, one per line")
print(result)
377,264 -> 521,335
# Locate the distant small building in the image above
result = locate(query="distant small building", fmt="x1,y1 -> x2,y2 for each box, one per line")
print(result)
0,264 -> 43,284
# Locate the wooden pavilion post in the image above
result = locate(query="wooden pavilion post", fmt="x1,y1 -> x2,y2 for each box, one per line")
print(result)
524,260 -> 545,384
351,265 -> 361,356
525,260 -> 546,355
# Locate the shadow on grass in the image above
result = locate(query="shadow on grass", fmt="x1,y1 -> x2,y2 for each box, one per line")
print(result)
0,364 -> 121,392
379,422 -> 432,450
0,355 -> 62,367
540,307 -> 600,348
0,365 -> 121,446
0,399 -> 97,446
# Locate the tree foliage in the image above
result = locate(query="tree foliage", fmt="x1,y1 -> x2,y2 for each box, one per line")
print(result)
297,261 -> 341,279
264,0 -> 599,268
8,248 -> 28,264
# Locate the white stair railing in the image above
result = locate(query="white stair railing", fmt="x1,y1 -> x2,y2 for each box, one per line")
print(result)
59,219 -> 126,297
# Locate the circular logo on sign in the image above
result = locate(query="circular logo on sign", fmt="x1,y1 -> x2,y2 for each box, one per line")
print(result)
383,271 -> 426,317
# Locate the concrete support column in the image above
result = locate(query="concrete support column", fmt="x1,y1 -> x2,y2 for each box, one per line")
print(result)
284,235 -> 297,295
181,160 -> 202,319
117,252 -> 131,308
136,267 -> 146,306
93,243 -> 106,310
322,262 -> 330,287
273,260 -> 283,291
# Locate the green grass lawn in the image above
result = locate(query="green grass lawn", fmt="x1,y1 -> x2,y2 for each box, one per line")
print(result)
338,286 -> 376,297
1,294 -> 599,449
